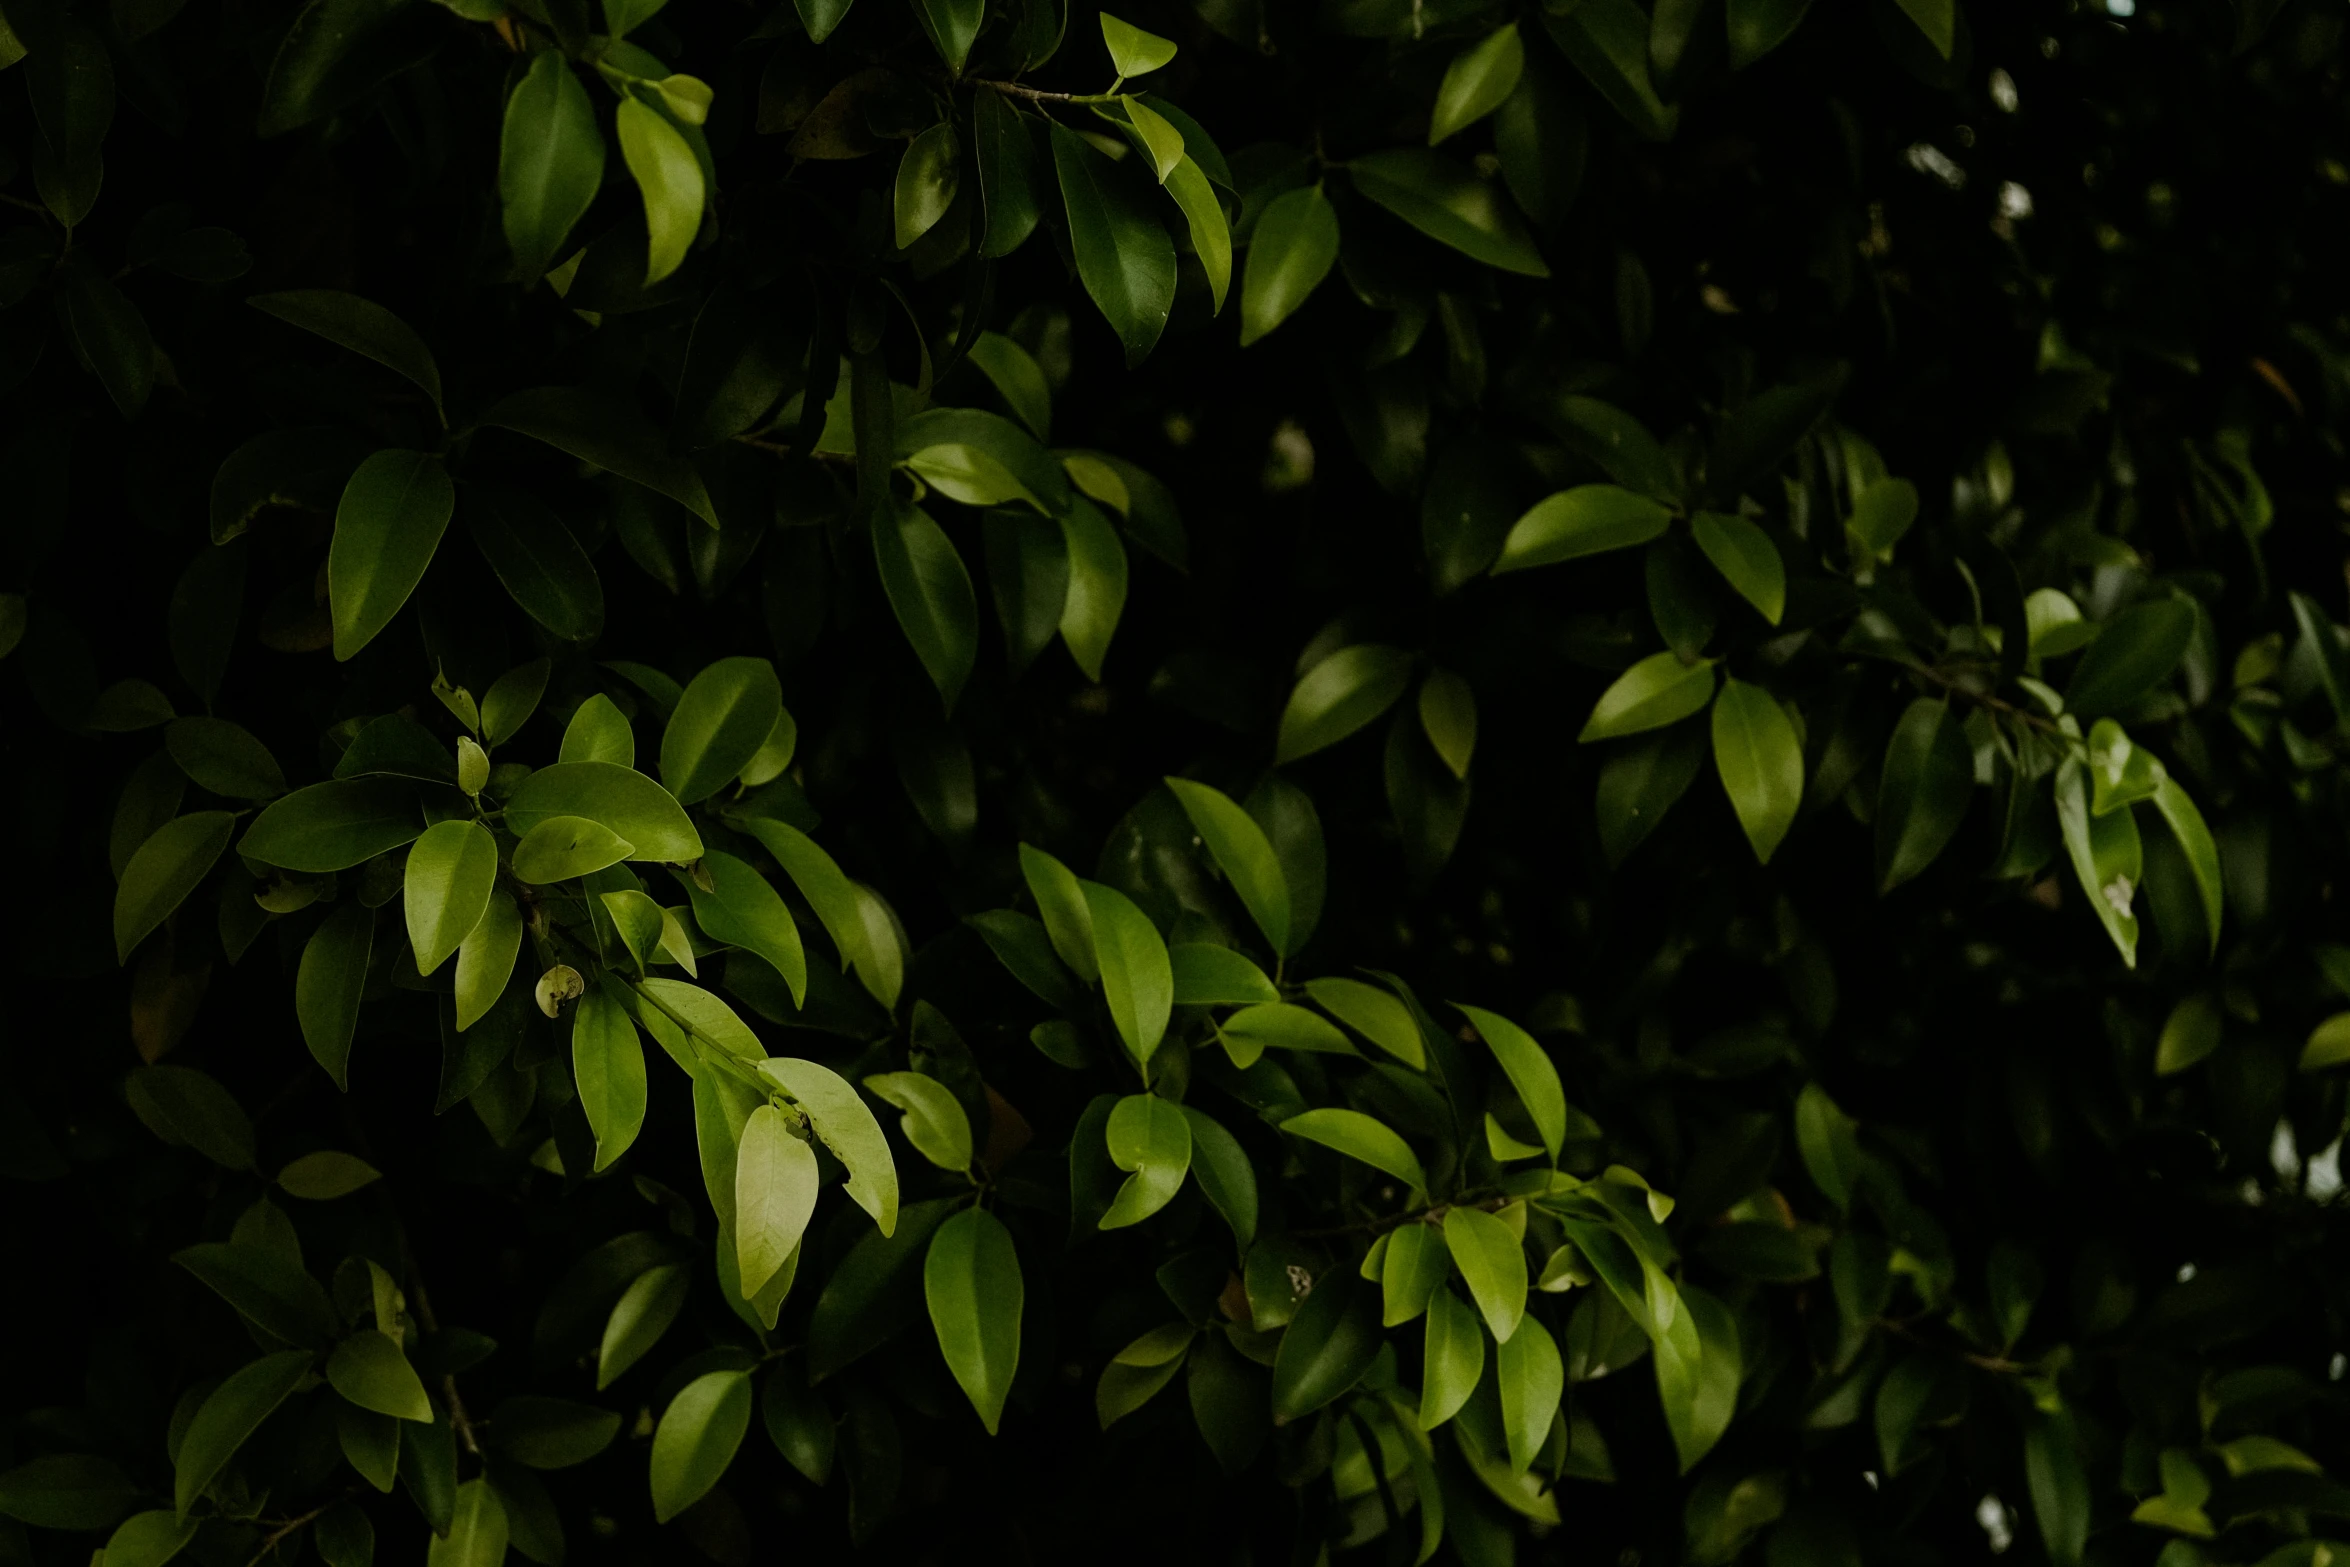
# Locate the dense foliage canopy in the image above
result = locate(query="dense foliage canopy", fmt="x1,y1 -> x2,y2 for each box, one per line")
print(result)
3,0 -> 2349,1563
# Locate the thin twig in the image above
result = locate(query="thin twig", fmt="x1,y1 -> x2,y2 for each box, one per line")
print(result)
403,1275 -> 483,1458
243,1492 -> 354,1565
1293,1194 -> 1505,1241
965,77 -> 1116,106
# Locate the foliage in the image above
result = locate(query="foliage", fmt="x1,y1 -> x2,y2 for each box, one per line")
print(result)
2,0 -> 2348,1563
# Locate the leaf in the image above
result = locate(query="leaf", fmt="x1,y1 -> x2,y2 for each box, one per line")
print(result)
1165,777 -> 1290,952
2023,1409 -> 2091,1567
1655,1283 -> 1739,1472
1457,1005 -> 1564,1160
25,20 -> 111,229
1164,156 -> 1233,312
1307,977 -> 1425,1068
2150,778 -> 2222,954
735,1104 -> 821,1299
1793,1083 -> 1862,1208
1580,653 -> 1717,742
2066,598 -> 2195,719
863,1072 -> 973,1172
572,988 -> 647,1171
1180,1105 -> 1258,1251
256,0 -> 441,138
505,762 -> 702,863
1496,1313 -> 1562,1474
560,696 -> 635,767
1277,643 -> 1415,764
1217,1002 -> 1354,1068
1381,1223 -> 1450,1327
1050,122 -> 1175,367
973,90 -> 1042,258
1083,880 -> 1174,1066
173,1240 -> 337,1344
98,1509 -> 197,1564
2156,993 -> 2224,1076
454,892 -> 521,1032
243,780 -> 423,873
2290,590 -> 2350,722
1419,1288 -> 1485,1430
328,1329 -> 432,1422
758,1058 -> 900,1235
427,1478 -> 507,1567
1726,0 -> 1817,67
500,50 -> 604,281
1894,0 -> 1956,58
1100,1092 -> 1191,1228
1169,943 -> 1277,1005
511,815 -> 634,884
482,387 -> 716,525
1056,495 -> 1128,681
2055,757 -> 2140,967
114,811 -> 234,963
1711,677 -> 1804,864
1875,699 -> 1972,891
1430,23 -> 1523,144
277,1150 -> 382,1200
0,1455 -> 140,1533
925,1208 -> 1023,1433
1240,184 -> 1339,346
128,1066 -> 256,1171
1270,1270 -> 1383,1422
167,718 -> 285,800
894,121 -> 960,247
913,0 -> 983,72
174,1351 -> 314,1516
598,1265 -> 687,1388
1690,513 -> 1785,624
806,1198 -> 956,1379
1444,1206 -> 1528,1343
1848,477 -> 1919,560
1282,1107 -> 1427,1198
967,333 -> 1051,439
649,1370 -> 752,1523
2302,1013 -> 2350,1072
329,450 -> 455,661
1494,484 -> 1672,572
63,269 -> 155,419
615,97 -> 705,288
297,903 -> 373,1089
794,0 -> 855,42
873,501 -> 980,712
1540,0 -> 1678,141
659,656 -> 783,805
402,819 -> 495,976
690,851 -> 808,1007
467,488 -> 603,643
1100,12 -> 1177,75
1417,668 -> 1477,779
1348,149 -> 1550,276
249,290 -> 444,426
2086,720 -> 2164,816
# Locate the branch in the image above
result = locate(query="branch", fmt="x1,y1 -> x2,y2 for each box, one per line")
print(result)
242,1491 -> 356,1565
1293,1193 -> 1507,1241
403,1274 -> 483,1459
965,77 -> 1117,106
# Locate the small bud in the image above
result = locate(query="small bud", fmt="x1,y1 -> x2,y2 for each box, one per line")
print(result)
535,963 -> 585,1018
457,736 -> 489,796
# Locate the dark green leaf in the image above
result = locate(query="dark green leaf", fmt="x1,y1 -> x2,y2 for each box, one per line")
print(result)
1348,149 -> 1549,276
249,290 -> 444,425
1050,122 -> 1175,366
500,51 -> 604,282
1874,699 -> 1970,891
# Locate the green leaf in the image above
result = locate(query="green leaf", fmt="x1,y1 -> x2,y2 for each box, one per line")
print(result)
1579,653 -> 1717,742
98,1508 -> 197,1564
913,0 -> 983,72
1419,1287 -> 1485,1430
1180,1105 -> 1258,1252
761,1362 -> 835,1485
1457,1004 -> 1564,1160
1655,1283 -> 1739,1472
63,267 -> 156,419
689,851 -> 808,1008
757,1058 -> 900,1235
256,0 -> 442,138
794,0 -> 855,43
616,96 -> 705,288
1169,943 -> 1278,1005
329,450 -> 454,661
1348,149 -> 1550,276
25,19 -> 111,229
806,1198 -> 956,1379
512,815 -> 634,883
1848,477 -> 1919,560
500,50 -> 604,281
1270,1270 -> 1383,1422
328,1329 -> 432,1422
114,810 -> 234,963
403,819 -> 496,975
1240,184 -> 1339,346
174,1350 -> 314,1516
1164,156 -> 1233,313
2302,1013 -> 2350,1072
864,1071 -> 974,1172
598,1264 -> 687,1388
505,761 -> 702,863
560,695 -> 635,767
973,90 -> 1042,259
2055,757 -> 2140,968
276,1150 -> 382,1200
1496,1312 -> 1562,1474
1218,1001 -> 1355,1068
164,718 -> 284,800
744,820 -> 893,1002
649,1370 -> 752,1523
249,290 -> 444,426
1282,1107 -> 1427,1198
1793,1082 -> 1862,1208
128,1067 -> 257,1171
454,892 -> 521,1032
1540,0 -> 1678,141
1894,0 -> 1956,58
873,500 -> 980,712
1690,512 -> 1785,624
1430,23 -> 1523,144
463,485 -> 609,645
1417,668 -> 1477,779
2151,777 -> 2223,954
1277,643 -> 1415,764
967,332 -> 1051,439
1017,844 -> 1098,983
1083,880 -> 1173,1066
2086,720 -> 2164,816
1100,1092 -> 1191,1228
1596,721 -> 1708,864
1100,12 -> 1177,75
427,1479 -> 508,1567
1306,977 -> 1425,1069
1875,698 -> 1971,891
1711,677 -> 1803,864
1443,1206 -> 1528,1344
894,121 -> 961,247
482,387 -> 716,525
572,988 -> 648,1171
1165,777 -> 1290,953
2155,993 -> 2223,1076
2024,1409 -> 2091,1567
1726,0 -> 1817,67
297,903 -> 373,1089
1056,495 -> 1128,681
1050,122 -> 1175,367
925,1207 -> 1023,1433
735,1103 -> 820,1299
2066,598 -> 2195,719
1494,484 -> 1673,572
1382,1222 -> 1450,1327
661,657 -> 783,805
